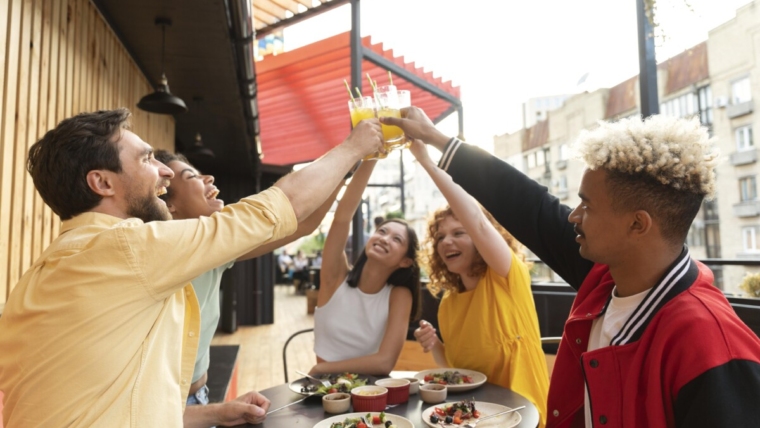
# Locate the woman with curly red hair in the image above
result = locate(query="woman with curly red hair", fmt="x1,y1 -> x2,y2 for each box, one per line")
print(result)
409,139 -> 548,427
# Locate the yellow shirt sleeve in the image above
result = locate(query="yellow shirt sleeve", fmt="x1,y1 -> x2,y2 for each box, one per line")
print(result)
118,186 -> 297,300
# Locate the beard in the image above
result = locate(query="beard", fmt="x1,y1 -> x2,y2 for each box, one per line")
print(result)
125,188 -> 171,223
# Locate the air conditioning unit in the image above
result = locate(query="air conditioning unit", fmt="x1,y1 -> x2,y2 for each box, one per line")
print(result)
714,96 -> 728,108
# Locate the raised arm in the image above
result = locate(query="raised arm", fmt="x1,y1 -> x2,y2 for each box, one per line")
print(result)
236,182 -> 343,261
318,160 -> 377,304
382,109 -> 594,289
275,120 -> 382,222
410,140 -> 512,277
310,286 -> 412,376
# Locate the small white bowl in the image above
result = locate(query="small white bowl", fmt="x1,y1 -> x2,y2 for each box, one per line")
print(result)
404,377 -> 420,395
419,383 -> 447,404
322,392 -> 351,414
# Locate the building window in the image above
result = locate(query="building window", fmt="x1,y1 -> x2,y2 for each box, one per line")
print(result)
558,175 -> 568,192
698,85 -> 713,125
732,77 -> 752,104
686,222 -> 704,247
743,226 -> 760,252
736,126 -> 753,151
660,92 -> 697,119
525,153 -> 535,169
536,150 -> 545,167
559,144 -> 569,161
740,176 -> 757,201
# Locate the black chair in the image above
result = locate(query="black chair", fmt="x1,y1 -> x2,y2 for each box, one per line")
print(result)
282,328 -> 314,383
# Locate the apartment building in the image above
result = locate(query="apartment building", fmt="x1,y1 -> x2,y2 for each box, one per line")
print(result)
493,1 -> 760,294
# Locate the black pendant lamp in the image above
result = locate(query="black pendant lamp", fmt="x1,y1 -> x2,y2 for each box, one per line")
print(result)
137,17 -> 187,115
185,97 -> 215,159
188,132 -> 215,159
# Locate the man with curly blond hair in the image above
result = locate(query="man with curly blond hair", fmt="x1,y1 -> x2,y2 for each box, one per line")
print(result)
384,110 -> 760,428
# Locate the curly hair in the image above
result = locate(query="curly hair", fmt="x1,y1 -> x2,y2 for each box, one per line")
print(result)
422,205 -> 528,298
575,115 -> 719,244
575,115 -> 717,197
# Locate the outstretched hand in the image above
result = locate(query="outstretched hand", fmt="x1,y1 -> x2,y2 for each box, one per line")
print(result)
380,107 -> 450,150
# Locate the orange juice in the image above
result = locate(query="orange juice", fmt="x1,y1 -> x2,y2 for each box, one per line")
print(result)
350,107 -> 375,128
376,107 -> 404,145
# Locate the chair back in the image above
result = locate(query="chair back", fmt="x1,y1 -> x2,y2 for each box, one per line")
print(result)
282,328 -> 315,383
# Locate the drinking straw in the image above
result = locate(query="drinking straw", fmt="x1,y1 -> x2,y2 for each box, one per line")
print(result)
366,73 -> 378,92
388,70 -> 393,86
354,87 -> 363,98
344,79 -> 357,108
366,73 -> 383,108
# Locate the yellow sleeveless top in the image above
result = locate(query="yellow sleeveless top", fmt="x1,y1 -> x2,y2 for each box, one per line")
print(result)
438,253 -> 549,427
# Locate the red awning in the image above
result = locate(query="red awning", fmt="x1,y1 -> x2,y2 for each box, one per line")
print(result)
256,32 -> 460,166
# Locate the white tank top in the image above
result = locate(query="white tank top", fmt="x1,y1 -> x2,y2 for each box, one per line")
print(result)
313,278 -> 393,362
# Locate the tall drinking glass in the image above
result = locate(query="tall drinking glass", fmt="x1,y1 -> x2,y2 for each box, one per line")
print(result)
397,90 -> 412,149
348,96 -> 386,160
374,85 -> 405,151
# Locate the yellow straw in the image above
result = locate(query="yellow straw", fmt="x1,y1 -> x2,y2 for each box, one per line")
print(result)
388,71 -> 393,86
354,87 -> 363,98
366,73 -> 378,92
344,79 -> 358,108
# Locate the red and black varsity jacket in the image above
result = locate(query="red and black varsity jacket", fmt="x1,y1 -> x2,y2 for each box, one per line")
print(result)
437,137 -> 760,427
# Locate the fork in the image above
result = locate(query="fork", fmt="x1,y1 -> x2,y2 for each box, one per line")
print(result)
295,370 -> 331,388
462,406 -> 525,428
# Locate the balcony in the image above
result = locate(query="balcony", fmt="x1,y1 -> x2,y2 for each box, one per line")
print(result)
733,200 -> 760,217
731,149 -> 758,166
727,100 -> 754,119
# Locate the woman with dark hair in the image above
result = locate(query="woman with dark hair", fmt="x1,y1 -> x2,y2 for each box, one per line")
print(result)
311,160 -> 421,376
408,140 -> 548,427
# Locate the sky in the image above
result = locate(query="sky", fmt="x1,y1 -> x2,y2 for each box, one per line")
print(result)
281,0 -> 754,153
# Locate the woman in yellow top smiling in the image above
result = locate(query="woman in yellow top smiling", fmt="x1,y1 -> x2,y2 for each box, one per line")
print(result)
409,139 -> 549,427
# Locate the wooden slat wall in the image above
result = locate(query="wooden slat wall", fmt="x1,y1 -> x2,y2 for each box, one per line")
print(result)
0,0 -> 175,307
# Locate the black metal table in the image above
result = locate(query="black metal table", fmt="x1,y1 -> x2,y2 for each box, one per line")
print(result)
231,371 -> 539,427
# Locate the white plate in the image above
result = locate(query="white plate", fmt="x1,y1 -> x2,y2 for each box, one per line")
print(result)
289,375 -> 376,396
421,401 -> 522,428
313,412 -> 414,428
414,368 -> 487,392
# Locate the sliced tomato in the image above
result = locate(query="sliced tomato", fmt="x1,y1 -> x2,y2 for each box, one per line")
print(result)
463,375 -> 473,383
372,415 -> 382,424
424,375 -> 433,382
356,423 -> 367,428
435,407 -> 446,416
473,410 -> 481,418
328,388 -> 337,394
452,416 -> 462,424
438,380 -> 448,385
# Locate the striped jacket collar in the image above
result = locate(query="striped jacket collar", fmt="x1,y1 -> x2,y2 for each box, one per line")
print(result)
607,246 -> 697,346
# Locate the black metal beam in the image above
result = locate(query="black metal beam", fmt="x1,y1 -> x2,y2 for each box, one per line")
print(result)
350,0 -> 364,261
432,104 -> 458,124
362,48 -> 462,108
636,0 -> 659,117
255,0 -> 351,39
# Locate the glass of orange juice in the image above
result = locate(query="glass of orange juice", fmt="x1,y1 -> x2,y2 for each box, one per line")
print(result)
348,96 -> 386,160
374,85 -> 405,151
397,90 -> 412,149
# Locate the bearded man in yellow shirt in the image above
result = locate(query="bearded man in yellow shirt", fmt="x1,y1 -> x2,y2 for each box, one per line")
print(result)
0,108 -> 383,427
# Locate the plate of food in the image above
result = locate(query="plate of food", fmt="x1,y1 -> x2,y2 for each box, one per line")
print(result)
421,400 -> 522,428
414,368 -> 487,392
289,372 -> 373,396
313,411 -> 414,428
